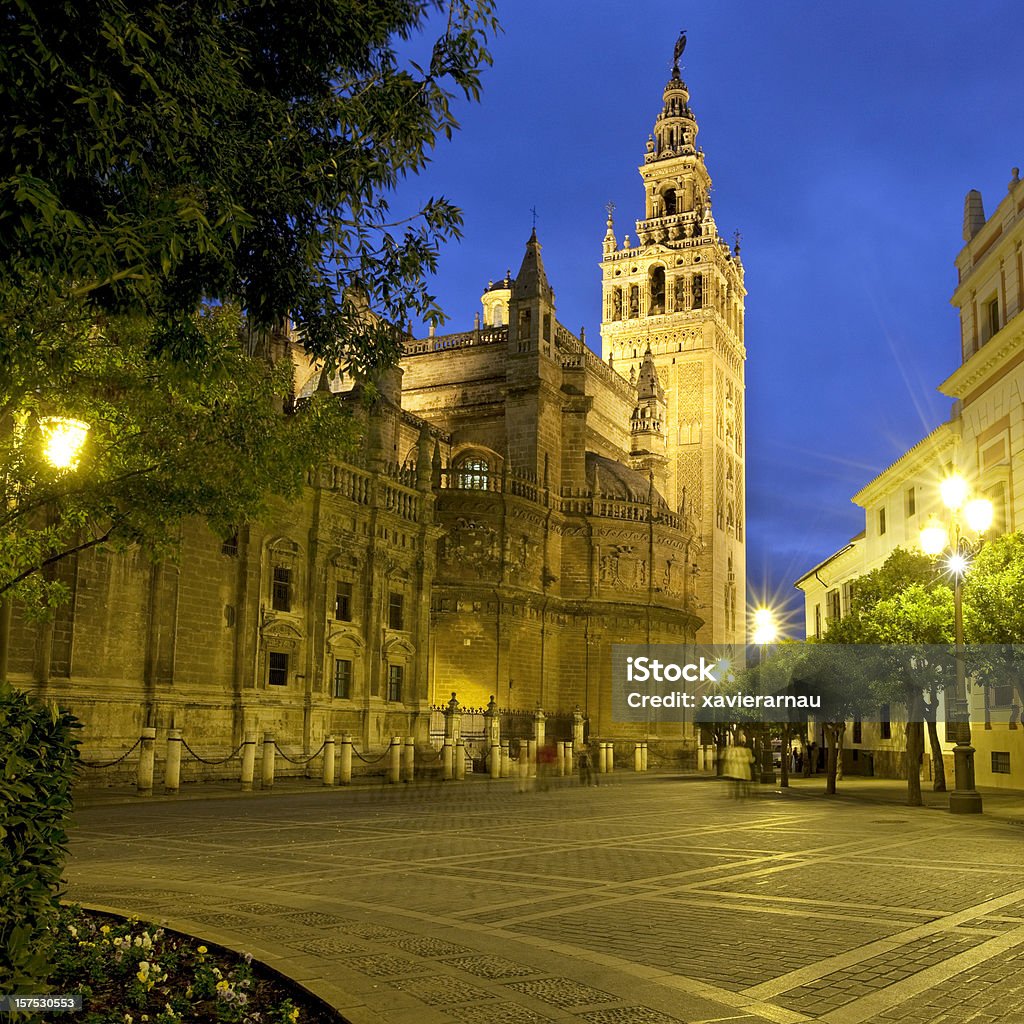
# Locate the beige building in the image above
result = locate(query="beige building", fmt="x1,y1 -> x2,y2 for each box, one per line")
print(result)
5,49 -> 745,771
795,167 -> 1024,788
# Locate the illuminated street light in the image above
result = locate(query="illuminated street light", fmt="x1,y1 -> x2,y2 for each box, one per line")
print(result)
752,607 -> 778,646
919,474 -> 992,815
39,417 -> 90,470
751,605 -> 778,784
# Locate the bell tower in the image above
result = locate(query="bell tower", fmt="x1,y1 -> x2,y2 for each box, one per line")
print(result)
600,34 -> 746,643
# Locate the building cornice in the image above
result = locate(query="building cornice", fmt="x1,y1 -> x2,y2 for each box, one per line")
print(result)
852,422 -> 957,507
938,312 -> 1024,404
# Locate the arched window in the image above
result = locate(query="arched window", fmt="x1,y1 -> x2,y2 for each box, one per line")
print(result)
456,456 -> 489,490
492,303 -> 503,326
662,188 -> 676,216
649,266 -> 666,315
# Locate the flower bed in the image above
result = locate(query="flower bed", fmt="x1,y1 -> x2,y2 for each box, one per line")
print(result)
46,906 -> 340,1024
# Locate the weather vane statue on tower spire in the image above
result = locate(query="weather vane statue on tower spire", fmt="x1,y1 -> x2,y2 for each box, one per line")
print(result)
673,29 -> 687,73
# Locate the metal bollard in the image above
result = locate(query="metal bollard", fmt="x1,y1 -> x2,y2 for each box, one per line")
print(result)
388,736 -> 401,784
641,742 -> 648,771
490,741 -> 500,779
501,739 -> 511,778
634,742 -> 643,772
442,737 -> 453,781
261,731 -> 275,789
454,737 -> 466,780
339,733 -> 353,785
403,736 -> 415,783
323,735 -> 336,786
137,727 -> 156,796
240,733 -> 256,791
164,728 -> 182,793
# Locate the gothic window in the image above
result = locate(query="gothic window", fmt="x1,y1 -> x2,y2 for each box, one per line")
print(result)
692,274 -> 703,310
649,266 -> 665,315
456,456 -> 489,490
543,313 -> 551,342
674,276 -> 686,310
612,287 -> 622,320
629,284 -> 639,318
517,307 -> 531,340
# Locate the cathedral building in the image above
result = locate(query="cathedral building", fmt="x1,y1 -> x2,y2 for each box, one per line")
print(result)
5,43 -> 746,769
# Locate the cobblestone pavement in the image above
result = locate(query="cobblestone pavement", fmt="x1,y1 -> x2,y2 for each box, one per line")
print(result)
64,775 -> 1024,1024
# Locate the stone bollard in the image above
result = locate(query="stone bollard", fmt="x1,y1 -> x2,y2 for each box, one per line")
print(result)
442,737 -> 454,781
634,741 -> 643,772
240,733 -> 256,791
339,733 -> 353,785
500,739 -> 511,778
323,735 -> 336,786
164,728 -> 183,793
597,741 -> 609,774
454,737 -> 466,780
137,726 -> 156,796
403,736 -> 415,783
527,738 -> 537,778
641,742 -> 648,771
607,741 -> 615,773
388,736 -> 401,784
490,741 -> 500,779
563,741 -> 574,776
556,741 -> 565,777
261,732 -> 276,789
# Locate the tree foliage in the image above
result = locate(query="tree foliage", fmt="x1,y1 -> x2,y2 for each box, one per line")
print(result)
0,1 -> 498,606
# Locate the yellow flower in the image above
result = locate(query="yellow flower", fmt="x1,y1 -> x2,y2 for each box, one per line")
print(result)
216,981 -> 229,992
101,925 -> 111,935
289,1009 -> 299,1023
197,945 -> 208,955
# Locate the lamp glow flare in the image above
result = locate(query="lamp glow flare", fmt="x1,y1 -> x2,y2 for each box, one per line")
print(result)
40,417 -> 90,470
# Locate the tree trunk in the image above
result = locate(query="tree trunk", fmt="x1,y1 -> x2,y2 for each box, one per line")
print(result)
780,723 -> 790,788
926,717 -> 946,792
824,724 -> 841,795
904,685 -> 924,806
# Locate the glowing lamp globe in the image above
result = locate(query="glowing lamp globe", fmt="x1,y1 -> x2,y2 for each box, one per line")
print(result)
940,474 -> 969,511
40,417 -> 90,470
964,497 -> 994,534
919,518 -> 948,556
752,608 -> 778,645
946,552 -> 969,577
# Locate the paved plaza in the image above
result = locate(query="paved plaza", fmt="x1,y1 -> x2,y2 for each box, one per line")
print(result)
66,775 -> 1024,1024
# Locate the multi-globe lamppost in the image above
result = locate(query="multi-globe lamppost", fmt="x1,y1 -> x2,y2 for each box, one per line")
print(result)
752,607 -> 778,784
918,472 -> 992,815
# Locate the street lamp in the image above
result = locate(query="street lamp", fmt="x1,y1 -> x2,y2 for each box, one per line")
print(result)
752,606 -> 778,784
39,416 -> 90,470
919,472 -> 992,815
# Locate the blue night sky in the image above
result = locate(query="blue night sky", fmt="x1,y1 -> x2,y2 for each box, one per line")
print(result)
399,1 -> 1024,632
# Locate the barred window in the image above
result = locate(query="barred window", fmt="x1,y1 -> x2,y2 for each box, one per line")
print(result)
272,567 -> 292,612
333,659 -> 352,699
388,592 -> 405,631
992,751 -> 1011,775
268,652 -> 288,686
335,581 -> 352,621
387,664 -> 404,703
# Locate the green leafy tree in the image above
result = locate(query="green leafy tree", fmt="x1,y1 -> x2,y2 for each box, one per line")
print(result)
824,549 -> 952,804
0,1 -> 499,610
964,531 -> 1024,707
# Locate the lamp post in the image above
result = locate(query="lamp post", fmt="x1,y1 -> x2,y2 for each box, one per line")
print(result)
919,472 -> 992,815
0,415 -> 90,683
752,607 -> 778,784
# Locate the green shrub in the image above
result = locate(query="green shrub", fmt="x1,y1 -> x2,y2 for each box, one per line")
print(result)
0,680 -> 81,990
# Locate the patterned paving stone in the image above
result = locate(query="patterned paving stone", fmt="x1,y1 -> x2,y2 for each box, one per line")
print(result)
394,936 -> 474,957
577,1008 -> 685,1023
441,1003 -> 552,1023
291,936 -> 367,957
444,954 -> 537,978
344,954 -> 430,977
390,976 -> 495,1006
505,977 -> 617,1008
225,901 -> 295,916
343,922 -> 409,941
282,910 -> 350,927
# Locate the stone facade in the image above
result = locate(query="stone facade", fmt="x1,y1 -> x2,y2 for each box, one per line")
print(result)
6,52 -> 746,770
795,167 -> 1024,790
